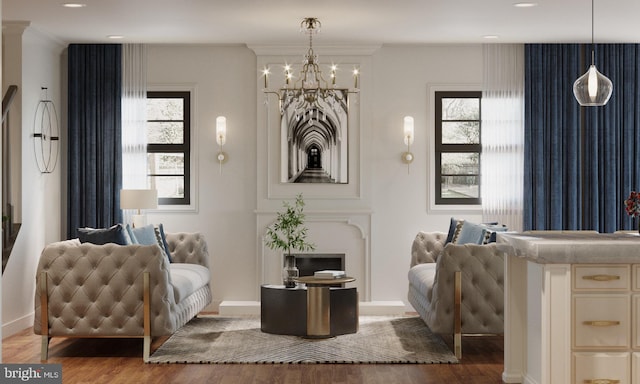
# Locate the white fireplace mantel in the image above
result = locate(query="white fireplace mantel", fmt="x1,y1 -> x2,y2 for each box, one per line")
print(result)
256,210 -> 372,301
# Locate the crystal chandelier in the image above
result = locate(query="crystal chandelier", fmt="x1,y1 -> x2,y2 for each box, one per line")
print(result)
262,17 -> 360,115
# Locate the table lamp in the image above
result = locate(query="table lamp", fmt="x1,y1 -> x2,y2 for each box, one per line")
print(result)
120,189 -> 158,227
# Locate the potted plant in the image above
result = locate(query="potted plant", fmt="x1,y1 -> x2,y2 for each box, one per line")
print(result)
265,193 -> 316,287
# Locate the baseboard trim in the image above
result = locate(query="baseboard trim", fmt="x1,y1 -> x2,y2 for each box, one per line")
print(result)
218,301 -> 261,315
358,301 -> 406,315
4,303 -> 407,334
2,311 -> 34,339
219,300 -> 406,316
502,371 -> 525,384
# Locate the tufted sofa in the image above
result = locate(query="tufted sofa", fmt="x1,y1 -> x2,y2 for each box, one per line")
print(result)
407,231 -> 504,359
33,232 -> 212,362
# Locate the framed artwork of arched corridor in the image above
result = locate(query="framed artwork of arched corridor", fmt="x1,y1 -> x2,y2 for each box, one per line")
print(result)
280,89 -> 349,184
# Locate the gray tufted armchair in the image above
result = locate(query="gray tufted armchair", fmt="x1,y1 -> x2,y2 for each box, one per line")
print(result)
407,231 -> 504,359
34,232 -> 212,362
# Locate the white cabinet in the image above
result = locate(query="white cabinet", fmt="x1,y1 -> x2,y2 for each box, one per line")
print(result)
634,353 -> 640,383
573,265 -> 630,291
634,297 -> 640,349
572,265 -> 639,383
574,352 -> 630,384
573,295 -> 629,349
501,232 -> 640,384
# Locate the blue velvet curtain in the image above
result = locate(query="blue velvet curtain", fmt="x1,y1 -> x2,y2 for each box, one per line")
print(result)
67,44 -> 123,238
524,44 -> 640,232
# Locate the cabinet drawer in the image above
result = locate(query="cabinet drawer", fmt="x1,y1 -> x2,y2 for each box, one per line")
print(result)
634,297 -> 640,349
633,265 -> 640,291
574,352 -> 630,384
574,295 -> 630,349
634,353 -> 640,384
574,265 -> 630,291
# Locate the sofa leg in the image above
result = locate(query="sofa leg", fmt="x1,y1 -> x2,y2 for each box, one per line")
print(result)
41,336 -> 50,361
143,272 -> 151,363
40,271 -> 50,361
143,336 -> 151,363
454,271 -> 462,359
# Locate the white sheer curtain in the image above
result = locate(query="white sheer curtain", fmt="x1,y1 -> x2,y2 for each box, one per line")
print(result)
481,44 -> 524,232
121,44 -> 148,223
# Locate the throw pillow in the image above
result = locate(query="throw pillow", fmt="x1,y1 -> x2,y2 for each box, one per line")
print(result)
129,223 -> 172,263
131,224 -> 157,245
483,224 -> 508,243
125,223 -> 137,244
122,224 -> 135,245
77,224 -> 128,245
445,217 -> 460,244
451,220 -> 488,245
154,224 -> 173,263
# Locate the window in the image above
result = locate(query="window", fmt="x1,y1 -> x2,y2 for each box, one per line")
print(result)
435,91 -> 481,205
146,91 -> 190,205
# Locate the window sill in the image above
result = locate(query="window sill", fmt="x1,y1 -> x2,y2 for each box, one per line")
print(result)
428,202 -> 482,215
153,203 -> 197,213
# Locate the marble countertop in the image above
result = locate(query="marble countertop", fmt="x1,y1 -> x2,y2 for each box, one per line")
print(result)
497,231 -> 640,264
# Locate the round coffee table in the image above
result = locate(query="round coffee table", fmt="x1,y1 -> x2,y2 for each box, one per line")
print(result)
296,276 -> 356,338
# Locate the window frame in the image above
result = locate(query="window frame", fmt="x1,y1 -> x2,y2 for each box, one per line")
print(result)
434,90 -> 482,206
146,90 -> 191,206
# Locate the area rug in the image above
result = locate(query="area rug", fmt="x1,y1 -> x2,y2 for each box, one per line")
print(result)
148,315 -> 458,364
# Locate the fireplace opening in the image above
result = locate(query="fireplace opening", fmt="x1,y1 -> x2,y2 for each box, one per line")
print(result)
294,253 -> 345,277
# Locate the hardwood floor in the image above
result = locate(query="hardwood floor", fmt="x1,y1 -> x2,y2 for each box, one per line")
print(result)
3,327 -> 504,384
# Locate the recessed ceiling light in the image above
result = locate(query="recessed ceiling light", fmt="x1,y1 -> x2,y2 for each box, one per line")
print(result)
483,35 -> 499,39
513,2 -> 538,7
107,35 -> 125,40
62,3 -> 87,8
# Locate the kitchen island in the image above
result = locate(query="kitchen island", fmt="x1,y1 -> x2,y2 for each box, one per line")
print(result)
499,231 -> 640,384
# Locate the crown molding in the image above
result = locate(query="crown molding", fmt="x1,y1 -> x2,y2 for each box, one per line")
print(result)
2,21 -> 31,36
247,44 -> 381,56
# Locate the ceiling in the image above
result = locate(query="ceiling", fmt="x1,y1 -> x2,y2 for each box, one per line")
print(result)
3,0 -> 640,46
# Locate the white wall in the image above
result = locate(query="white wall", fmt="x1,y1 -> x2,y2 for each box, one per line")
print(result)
1,26 -> 64,336
145,45 -> 258,311
1,42 -> 486,335
149,43 -> 484,310
369,44 -> 484,305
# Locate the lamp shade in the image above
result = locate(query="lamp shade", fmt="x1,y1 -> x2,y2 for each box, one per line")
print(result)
120,189 -> 158,210
573,64 -> 613,106
216,116 -> 227,146
403,116 -> 414,145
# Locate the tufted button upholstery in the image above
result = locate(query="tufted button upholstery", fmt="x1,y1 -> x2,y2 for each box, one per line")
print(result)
34,233 -> 212,340
407,232 -> 504,335
410,231 -> 447,266
167,232 -> 210,268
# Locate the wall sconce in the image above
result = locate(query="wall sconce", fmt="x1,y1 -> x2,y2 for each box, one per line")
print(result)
216,116 -> 228,173
401,116 -> 414,173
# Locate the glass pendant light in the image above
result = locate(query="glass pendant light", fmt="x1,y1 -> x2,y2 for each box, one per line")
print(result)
573,0 -> 613,106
